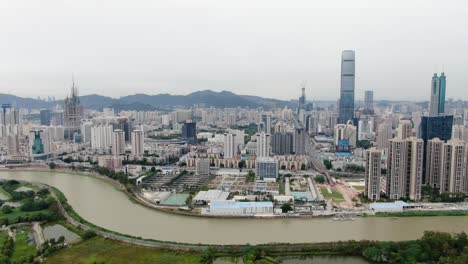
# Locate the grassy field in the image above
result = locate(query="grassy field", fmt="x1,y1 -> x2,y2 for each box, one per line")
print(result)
320,187 -> 345,203
45,237 -> 202,264
11,226 -> 37,263
0,186 -> 11,200
0,208 -> 52,222
0,230 -> 9,245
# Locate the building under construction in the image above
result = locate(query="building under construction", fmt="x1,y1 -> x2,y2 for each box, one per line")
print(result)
63,81 -> 84,140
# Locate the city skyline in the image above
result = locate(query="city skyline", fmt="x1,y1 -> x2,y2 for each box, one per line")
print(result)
1,0 -> 468,101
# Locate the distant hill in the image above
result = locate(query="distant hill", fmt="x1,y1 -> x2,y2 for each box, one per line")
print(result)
0,90 -> 294,110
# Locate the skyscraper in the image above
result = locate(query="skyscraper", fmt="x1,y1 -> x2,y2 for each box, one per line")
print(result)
396,120 -> 413,140
339,50 -> 355,124
387,137 -> 424,201
365,148 -> 382,201
363,90 -> 374,115
63,80 -> 84,140
376,123 -> 393,149
429,72 -> 446,116
298,86 -> 306,114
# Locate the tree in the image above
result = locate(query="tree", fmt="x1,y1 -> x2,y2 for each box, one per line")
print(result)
315,175 -> 326,184
49,162 -> 57,169
238,160 -> 246,169
323,159 -> 333,170
281,203 -> 293,213
1,206 -> 12,214
301,164 -> 307,170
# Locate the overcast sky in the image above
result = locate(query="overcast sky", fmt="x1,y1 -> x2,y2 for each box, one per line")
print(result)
1,0 -> 467,101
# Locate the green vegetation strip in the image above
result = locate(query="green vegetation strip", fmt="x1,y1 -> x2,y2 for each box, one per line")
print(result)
369,211 -> 468,217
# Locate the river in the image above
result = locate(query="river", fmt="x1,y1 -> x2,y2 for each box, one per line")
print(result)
1,170 -> 467,245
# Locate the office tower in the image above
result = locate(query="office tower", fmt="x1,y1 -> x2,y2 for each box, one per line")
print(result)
113,117 -> 132,143
80,121 -> 93,143
396,120 -> 413,140
63,80 -> 84,140
358,116 -> 375,141
298,86 -> 306,114
224,133 -> 236,159
387,137 -> 424,201
363,90 -> 374,115
30,131 -> 45,155
440,139 -> 466,194
196,159 -> 210,175
112,129 -> 125,156
256,132 -> 271,157
255,157 -> 278,181
365,148 -> 382,201
338,50 -> 355,124
420,115 -> 453,183
181,120 -> 197,144
91,125 -> 113,149
271,132 -> 294,155
40,109 -> 52,126
429,72 -> 446,116
376,123 -> 393,149
131,130 -> 144,156
426,138 -> 444,189
7,134 -> 19,156
260,114 -> 272,134
334,122 -> 357,149
293,127 -> 306,155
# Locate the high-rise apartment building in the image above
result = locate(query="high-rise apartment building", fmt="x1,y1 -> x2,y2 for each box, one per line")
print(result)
271,132 -> 294,155
387,137 -> 424,201
224,133 -> 237,159
426,138 -> 444,189
111,129 -> 125,156
338,50 -> 355,124
293,127 -> 306,155
396,120 -> 413,140
256,132 -> 271,157
7,134 -> 20,156
440,139 -> 466,194
429,72 -> 446,116
365,147 -> 382,201
40,109 -> 52,126
376,123 -> 393,149
131,130 -> 144,156
91,125 -> 113,149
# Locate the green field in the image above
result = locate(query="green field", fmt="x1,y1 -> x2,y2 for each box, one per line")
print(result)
11,227 -> 36,263
0,208 -> 52,222
45,237 -> 202,264
320,187 -> 345,203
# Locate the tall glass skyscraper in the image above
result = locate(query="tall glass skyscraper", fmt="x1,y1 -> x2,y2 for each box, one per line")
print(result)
339,50 -> 355,124
429,72 -> 446,116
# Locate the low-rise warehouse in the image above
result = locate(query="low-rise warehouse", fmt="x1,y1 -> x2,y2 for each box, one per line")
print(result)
207,201 -> 274,216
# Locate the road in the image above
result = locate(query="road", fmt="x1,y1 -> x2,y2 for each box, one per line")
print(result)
306,137 -> 333,184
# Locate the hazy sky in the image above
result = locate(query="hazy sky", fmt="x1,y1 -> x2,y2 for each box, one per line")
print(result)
1,0 -> 468,101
